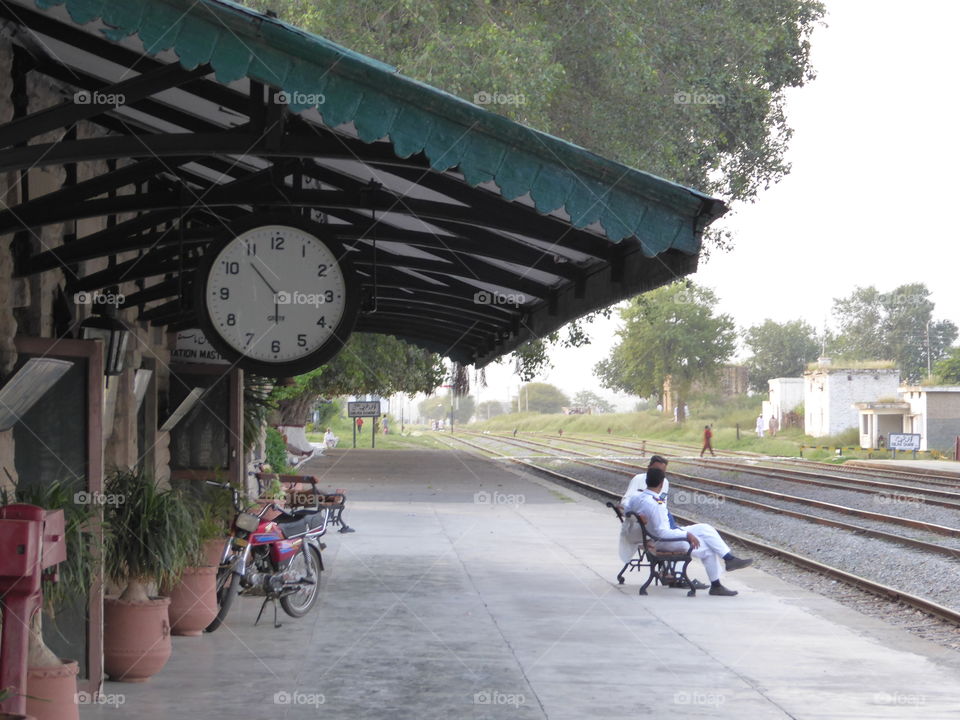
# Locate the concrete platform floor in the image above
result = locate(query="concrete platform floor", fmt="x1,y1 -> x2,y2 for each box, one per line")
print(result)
80,449 -> 960,719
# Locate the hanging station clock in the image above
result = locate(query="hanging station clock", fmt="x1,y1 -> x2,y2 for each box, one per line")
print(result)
197,216 -> 359,376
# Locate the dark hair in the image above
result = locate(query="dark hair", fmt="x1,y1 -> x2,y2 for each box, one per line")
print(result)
648,455 -> 668,468
645,467 -> 666,488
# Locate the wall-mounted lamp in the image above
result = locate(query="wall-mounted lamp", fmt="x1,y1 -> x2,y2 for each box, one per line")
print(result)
80,298 -> 128,377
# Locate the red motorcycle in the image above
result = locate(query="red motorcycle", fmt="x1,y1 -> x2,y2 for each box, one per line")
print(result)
204,481 -> 330,630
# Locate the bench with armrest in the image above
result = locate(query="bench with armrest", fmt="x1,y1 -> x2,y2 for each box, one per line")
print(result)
257,472 -> 354,533
606,501 -> 696,597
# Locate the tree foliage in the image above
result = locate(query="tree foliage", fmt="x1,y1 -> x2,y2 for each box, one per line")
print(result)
595,282 -> 736,412
829,284 -> 958,384
516,382 -> 570,414
243,0 -> 824,374
275,333 -> 446,424
933,347 -> 960,385
743,319 -> 820,391
417,394 -> 476,424
571,390 -> 615,414
476,400 -> 507,420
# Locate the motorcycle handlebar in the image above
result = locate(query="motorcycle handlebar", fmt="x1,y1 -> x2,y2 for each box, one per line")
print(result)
204,479 -> 244,513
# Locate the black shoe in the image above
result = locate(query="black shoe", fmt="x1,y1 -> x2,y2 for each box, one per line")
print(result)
709,584 -> 738,596
725,557 -> 753,572
669,578 -> 709,590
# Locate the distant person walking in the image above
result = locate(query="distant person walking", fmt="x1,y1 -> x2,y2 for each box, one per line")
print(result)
356,417 -> 364,435
755,413 -> 765,438
701,425 -> 716,457
768,415 -> 778,437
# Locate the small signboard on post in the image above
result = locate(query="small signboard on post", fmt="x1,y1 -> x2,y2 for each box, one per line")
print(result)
888,433 -> 921,457
347,401 -> 381,418
347,401 -> 381,448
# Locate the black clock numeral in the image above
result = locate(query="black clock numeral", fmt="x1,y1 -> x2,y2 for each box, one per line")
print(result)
271,236 -> 285,250
317,264 -> 327,277
316,316 -> 326,328
222,260 -> 240,275
226,313 -> 237,326
245,241 -> 257,256
297,334 -> 307,348
302,244 -> 306,258
219,287 -> 230,300
244,333 -> 254,347
324,290 -> 334,302
271,340 -> 281,353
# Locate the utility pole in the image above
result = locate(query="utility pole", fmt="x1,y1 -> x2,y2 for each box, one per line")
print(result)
926,320 -> 932,378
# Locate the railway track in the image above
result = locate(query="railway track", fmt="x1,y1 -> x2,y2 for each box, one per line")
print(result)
524,433 -> 960,505
441,432 -> 960,631
464,432 -> 960,547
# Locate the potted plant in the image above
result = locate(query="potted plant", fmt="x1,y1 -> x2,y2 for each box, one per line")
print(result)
164,480 -> 236,636
102,468 -> 196,682
1,478 -> 96,720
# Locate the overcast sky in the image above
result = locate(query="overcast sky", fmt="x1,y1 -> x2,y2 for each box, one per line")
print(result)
467,0 -> 960,412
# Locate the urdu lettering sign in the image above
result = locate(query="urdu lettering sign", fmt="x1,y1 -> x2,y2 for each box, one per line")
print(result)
887,433 -> 921,451
347,401 -> 381,418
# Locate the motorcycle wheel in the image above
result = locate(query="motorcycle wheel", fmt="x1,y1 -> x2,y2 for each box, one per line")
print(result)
280,546 -> 323,618
205,564 -> 240,632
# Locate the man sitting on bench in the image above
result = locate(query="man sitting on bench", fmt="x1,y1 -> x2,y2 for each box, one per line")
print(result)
624,467 -> 752,597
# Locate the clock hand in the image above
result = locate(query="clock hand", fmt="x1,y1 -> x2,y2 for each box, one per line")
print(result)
250,262 -> 279,295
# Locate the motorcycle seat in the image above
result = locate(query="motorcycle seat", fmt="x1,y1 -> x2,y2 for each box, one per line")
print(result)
276,508 -> 326,537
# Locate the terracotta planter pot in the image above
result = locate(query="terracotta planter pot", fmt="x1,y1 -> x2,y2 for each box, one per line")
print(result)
202,537 -> 227,567
25,659 -> 78,720
167,566 -> 218,636
103,597 -> 171,682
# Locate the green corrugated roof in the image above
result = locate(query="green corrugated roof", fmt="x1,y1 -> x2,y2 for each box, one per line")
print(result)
37,0 -> 726,253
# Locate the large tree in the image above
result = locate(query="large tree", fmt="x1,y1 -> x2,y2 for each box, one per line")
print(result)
596,282 -> 736,420
933,347 -> 960,384
242,0 -> 825,377
571,390 -> 615,414
744,319 -> 820,391
273,333 -> 446,424
830,283 -> 958,383
418,394 -> 476,424
516,383 -> 569,414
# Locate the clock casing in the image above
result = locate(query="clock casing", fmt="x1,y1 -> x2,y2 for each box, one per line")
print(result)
197,216 -> 359,376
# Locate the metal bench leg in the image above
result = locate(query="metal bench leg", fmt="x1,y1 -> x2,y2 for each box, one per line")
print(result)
677,558 -> 696,597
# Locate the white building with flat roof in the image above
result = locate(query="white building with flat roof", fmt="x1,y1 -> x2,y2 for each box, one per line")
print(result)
804,360 -> 900,438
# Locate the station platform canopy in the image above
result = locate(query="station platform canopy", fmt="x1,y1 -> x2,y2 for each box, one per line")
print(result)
1,0 -> 727,366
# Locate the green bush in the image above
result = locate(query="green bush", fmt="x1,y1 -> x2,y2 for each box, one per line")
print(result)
265,427 -> 292,473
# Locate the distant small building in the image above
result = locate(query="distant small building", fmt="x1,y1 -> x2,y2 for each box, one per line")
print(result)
857,386 -> 960,451
767,378 -> 804,428
804,359 -> 900,438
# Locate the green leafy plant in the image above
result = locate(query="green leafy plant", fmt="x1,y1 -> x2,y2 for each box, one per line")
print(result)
103,468 -> 198,603
260,476 -> 286,501
264,427 -> 292,473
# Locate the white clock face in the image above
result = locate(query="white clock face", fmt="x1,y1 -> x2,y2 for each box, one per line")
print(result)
204,224 -> 350,367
